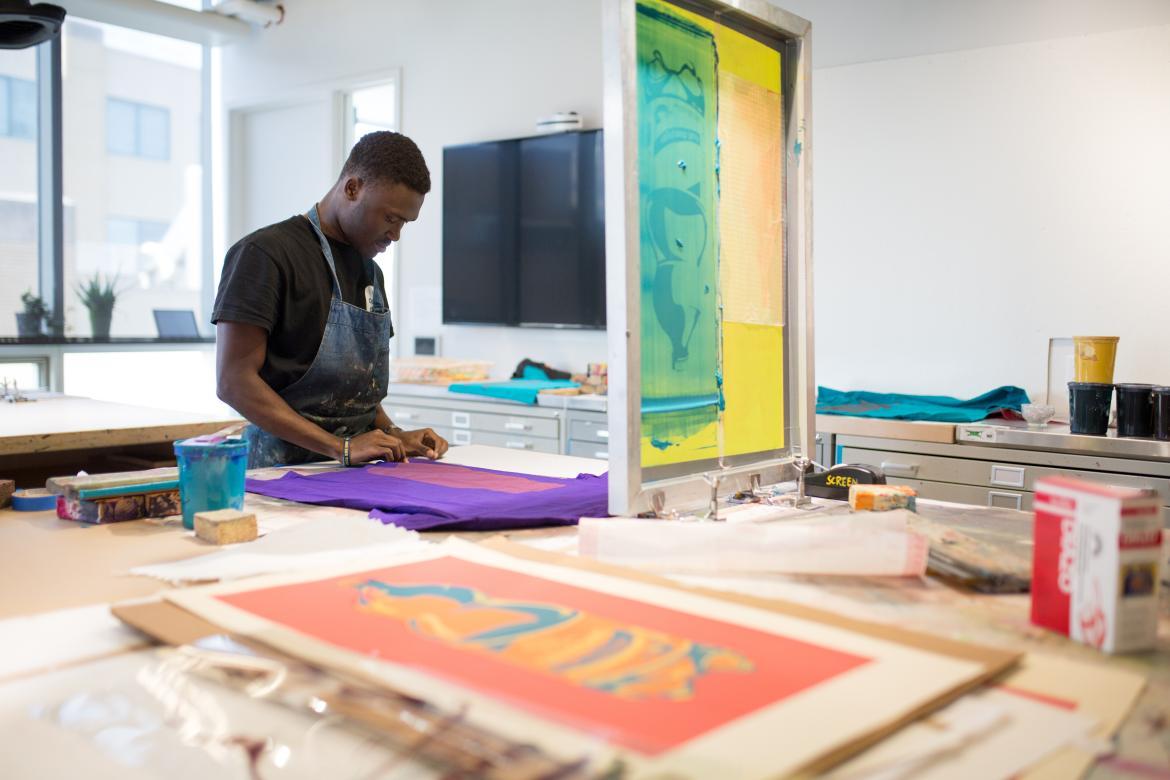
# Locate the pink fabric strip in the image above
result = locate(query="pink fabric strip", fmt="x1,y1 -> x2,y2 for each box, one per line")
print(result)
368,462 -> 561,494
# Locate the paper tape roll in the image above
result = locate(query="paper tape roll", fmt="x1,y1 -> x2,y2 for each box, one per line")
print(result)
11,489 -> 57,512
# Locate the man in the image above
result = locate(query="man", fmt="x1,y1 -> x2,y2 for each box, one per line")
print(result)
213,131 -> 448,469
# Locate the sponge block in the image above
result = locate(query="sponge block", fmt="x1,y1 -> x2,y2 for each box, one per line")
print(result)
849,484 -> 917,512
194,508 -> 257,545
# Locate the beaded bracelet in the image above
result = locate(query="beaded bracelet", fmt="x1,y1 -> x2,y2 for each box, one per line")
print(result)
341,435 -> 352,467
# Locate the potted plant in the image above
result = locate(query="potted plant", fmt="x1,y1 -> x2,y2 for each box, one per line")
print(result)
16,291 -> 50,337
77,273 -> 119,340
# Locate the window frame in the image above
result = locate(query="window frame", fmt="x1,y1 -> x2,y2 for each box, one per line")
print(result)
6,18 -> 214,347
340,71 -> 403,355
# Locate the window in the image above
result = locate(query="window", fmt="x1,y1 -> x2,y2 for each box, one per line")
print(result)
0,48 -> 39,338
344,78 -> 400,329
0,358 -> 47,391
348,81 -> 397,143
0,75 -> 36,139
106,97 -> 171,160
65,19 -> 203,338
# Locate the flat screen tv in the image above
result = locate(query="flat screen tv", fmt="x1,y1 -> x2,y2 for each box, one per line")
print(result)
442,129 -> 605,328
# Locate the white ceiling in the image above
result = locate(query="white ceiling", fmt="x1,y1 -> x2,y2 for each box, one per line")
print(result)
772,0 -> 1170,68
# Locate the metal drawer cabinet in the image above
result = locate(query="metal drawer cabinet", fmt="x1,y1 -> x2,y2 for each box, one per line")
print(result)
569,417 -> 609,444
895,478 -> 1034,512
456,411 -> 559,440
840,446 -> 1170,500
383,403 -> 450,429
565,411 -> 609,461
567,439 -> 609,461
447,429 -> 559,454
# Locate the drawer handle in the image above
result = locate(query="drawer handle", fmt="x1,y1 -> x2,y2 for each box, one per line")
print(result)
393,411 -> 416,421
451,412 -> 470,429
594,451 -> 609,460
597,429 -> 609,439
505,441 -> 532,450
987,491 -> 1022,510
504,422 -> 531,431
452,430 -> 472,446
990,465 -> 1026,488
880,461 -> 920,477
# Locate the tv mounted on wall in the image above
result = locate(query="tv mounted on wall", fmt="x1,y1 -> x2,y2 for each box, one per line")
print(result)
442,129 -> 605,329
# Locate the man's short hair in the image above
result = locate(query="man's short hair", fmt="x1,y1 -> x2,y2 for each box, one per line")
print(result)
341,131 -> 431,195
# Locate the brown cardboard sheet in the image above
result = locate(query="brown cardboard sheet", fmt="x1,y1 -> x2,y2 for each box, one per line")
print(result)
114,538 -> 1019,778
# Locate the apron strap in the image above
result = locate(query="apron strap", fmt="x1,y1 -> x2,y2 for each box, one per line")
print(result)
305,204 -> 344,298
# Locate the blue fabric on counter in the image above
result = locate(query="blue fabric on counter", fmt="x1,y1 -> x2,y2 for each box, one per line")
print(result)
817,385 -> 1030,423
448,379 -> 579,405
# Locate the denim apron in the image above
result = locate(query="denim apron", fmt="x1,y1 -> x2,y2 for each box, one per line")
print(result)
245,205 -> 392,468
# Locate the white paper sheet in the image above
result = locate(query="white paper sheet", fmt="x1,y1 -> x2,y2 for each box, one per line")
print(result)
579,511 -> 929,576
130,514 -> 430,584
0,605 -> 146,683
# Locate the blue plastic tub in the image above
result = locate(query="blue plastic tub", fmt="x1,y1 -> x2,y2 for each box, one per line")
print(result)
173,435 -> 249,530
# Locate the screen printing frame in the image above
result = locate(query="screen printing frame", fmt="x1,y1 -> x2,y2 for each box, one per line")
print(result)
603,0 -> 814,515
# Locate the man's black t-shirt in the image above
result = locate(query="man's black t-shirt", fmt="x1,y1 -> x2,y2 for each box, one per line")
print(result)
211,215 -> 392,393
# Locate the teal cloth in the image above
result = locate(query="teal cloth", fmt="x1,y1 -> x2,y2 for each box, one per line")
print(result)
817,385 -> 1029,423
449,379 -> 579,405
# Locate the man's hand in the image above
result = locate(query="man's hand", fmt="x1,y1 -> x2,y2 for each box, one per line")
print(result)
347,429 -> 407,464
396,427 -> 449,459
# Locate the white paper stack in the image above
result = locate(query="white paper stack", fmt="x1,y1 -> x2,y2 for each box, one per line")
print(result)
130,515 -> 429,584
578,509 -> 929,577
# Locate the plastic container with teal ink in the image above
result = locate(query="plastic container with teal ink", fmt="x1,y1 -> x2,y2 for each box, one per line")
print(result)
173,434 -> 249,530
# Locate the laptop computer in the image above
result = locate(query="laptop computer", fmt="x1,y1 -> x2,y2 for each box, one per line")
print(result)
153,309 -> 201,338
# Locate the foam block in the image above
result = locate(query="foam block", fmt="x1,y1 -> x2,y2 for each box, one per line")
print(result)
194,508 -> 257,545
849,484 -> 917,512
0,479 -> 13,508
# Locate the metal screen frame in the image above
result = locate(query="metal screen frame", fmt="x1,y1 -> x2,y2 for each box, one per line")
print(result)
603,0 -> 814,515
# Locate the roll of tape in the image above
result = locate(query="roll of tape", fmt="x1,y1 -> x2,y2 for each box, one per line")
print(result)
11,489 -> 57,512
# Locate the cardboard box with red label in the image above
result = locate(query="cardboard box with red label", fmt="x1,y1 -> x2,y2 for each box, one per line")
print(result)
1031,476 -> 1162,653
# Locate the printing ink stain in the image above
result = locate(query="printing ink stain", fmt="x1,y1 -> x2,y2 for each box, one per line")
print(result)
638,2 -> 721,462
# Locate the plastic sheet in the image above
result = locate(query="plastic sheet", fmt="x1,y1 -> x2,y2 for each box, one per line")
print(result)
578,510 -> 929,577
5,642 -> 607,779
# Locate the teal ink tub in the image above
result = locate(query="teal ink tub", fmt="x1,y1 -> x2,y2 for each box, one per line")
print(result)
174,434 -> 248,530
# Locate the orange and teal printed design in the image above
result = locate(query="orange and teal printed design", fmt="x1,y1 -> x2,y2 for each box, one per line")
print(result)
217,556 -> 871,755
637,0 -> 787,468
353,580 -> 753,701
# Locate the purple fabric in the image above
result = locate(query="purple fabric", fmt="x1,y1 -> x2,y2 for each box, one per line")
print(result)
245,459 -> 609,531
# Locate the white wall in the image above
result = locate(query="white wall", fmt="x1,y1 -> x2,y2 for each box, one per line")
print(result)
219,0 -> 606,378
813,22 -> 1170,401
221,1 -> 1170,401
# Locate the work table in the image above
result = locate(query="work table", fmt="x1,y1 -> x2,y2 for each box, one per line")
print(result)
0,394 -> 241,488
818,415 -> 1170,517
0,446 -> 1165,779
0,394 -> 239,455
388,381 -> 608,412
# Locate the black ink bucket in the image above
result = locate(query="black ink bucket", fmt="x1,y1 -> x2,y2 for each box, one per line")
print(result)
1115,384 -> 1155,438
1068,382 -> 1113,436
1152,386 -> 1170,441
